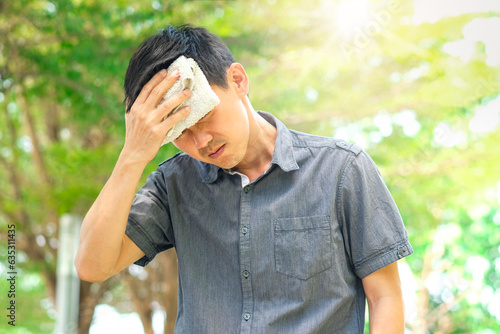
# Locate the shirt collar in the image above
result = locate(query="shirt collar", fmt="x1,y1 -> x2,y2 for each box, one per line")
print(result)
260,111 -> 299,173
202,111 -> 299,184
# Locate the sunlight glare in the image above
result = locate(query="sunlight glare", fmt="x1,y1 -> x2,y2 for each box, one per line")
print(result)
335,0 -> 370,37
469,95 -> 500,134
413,0 -> 500,25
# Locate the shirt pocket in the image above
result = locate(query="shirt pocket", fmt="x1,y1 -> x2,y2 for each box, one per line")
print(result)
274,216 -> 332,280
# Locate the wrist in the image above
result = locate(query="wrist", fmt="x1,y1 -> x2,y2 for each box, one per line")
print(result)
116,148 -> 151,173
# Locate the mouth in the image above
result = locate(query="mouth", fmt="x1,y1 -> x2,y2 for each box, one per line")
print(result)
208,144 -> 225,159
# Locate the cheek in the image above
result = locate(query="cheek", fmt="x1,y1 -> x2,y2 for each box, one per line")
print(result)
172,137 -> 192,154
171,141 -> 185,154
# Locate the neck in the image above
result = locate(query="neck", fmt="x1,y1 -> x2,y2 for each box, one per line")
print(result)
233,99 -> 277,182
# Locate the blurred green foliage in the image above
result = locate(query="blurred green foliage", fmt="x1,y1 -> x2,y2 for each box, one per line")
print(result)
0,0 -> 499,333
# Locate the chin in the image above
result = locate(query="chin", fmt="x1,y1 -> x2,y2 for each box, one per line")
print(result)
217,155 -> 243,170
214,160 -> 239,170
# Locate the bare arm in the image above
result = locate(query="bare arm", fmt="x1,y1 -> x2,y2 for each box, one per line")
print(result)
362,262 -> 405,334
75,69 -> 191,282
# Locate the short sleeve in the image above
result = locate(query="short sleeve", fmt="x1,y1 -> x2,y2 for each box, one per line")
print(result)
126,169 -> 174,267
336,151 -> 413,278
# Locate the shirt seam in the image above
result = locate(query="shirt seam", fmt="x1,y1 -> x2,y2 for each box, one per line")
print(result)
291,138 -> 337,150
355,238 -> 412,278
354,238 -> 408,268
126,216 -> 163,260
289,130 -> 355,150
290,137 -> 356,153
335,153 -> 356,263
292,141 -> 337,148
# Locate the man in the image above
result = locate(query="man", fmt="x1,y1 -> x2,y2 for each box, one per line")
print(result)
75,24 -> 413,333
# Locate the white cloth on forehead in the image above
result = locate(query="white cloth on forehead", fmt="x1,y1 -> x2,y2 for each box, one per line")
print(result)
158,56 -> 220,145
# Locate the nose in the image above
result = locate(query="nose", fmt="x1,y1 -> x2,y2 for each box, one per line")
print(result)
192,129 -> 212,149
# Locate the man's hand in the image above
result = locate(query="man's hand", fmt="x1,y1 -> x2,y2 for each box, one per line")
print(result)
123,69 -> 191,165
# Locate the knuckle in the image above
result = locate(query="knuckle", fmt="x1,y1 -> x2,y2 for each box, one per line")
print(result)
130,102 -> 141,112
166,112 -> 180,122
136,111 -> 148,122
152,126 -> 164,137
142,82 -> 154,92
172,108 -> 187,118
136,115 -> 146,124
150,87 -> 163,98
166,110 -> 186,124
160,100 -> 175,111
179,89 -> 190,98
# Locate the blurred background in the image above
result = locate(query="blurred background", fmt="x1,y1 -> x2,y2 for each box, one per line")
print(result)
0,0 -> 499,333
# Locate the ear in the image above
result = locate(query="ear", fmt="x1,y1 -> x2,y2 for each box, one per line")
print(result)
227,63 -> 249,98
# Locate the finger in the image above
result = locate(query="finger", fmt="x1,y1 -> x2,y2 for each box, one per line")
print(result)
143,69 -> 182,110
159,106 -> 191,133
133,69 -> 169,107
155,88 -> 191,120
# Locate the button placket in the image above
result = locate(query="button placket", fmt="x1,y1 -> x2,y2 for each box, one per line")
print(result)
239,183 -> 254,333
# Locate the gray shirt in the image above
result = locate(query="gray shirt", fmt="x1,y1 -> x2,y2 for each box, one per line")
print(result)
126,112 -> 413,334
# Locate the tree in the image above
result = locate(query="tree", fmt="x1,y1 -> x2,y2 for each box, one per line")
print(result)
0,0 -> 180,332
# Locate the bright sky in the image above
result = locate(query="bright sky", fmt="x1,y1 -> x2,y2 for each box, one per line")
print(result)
90,305 -> 145,334
415,0 -> 500,67
413,0 -> 500,24
442,16 -> 500,67
90,304 -> 166,334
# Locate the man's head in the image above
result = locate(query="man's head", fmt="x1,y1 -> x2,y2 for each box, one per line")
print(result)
123,24 -> 264,172
124,24 -> 235,112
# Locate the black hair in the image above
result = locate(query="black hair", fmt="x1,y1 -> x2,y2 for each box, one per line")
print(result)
123,24 -> 235,111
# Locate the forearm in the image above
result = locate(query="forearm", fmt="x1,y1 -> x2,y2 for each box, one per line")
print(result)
367,294 -> 405,333
75,69 -> 190,281
75,151 -> 147,281
362,262 -> 405,334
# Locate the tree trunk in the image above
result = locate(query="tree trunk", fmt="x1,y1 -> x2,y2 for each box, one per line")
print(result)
78,280 -> 110,334
123,274 -> 155,333
121,250 -> 179,334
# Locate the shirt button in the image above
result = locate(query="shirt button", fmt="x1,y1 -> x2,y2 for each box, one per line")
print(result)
242,270 -> 250,278
241,226 -> 248,235
243,313 -> 251,321
243,185 -> 251,193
